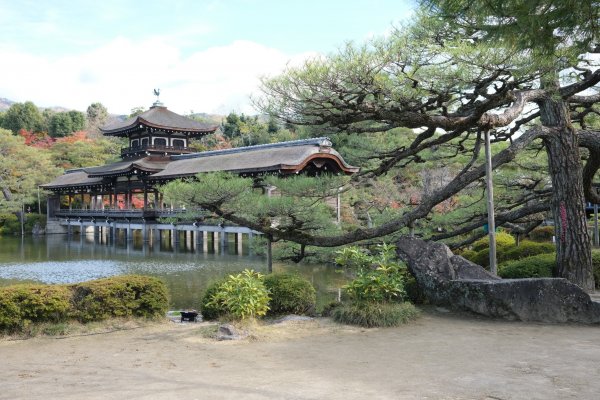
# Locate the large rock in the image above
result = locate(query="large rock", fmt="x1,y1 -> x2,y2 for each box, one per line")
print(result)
396,237 -> 600,323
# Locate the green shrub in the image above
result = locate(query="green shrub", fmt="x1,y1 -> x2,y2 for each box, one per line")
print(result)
200,279 -> 227,320
592,250 -> 600,289
344,265 -> 406,303
472,231 -> 516,252
0,213 -> 46,235
497,241 -> 555,264
320,300 -> 342,317
331,302 -> 419,328
459,249 -> 477,261
206,269 -> 270,320
0,284 -> 72,332
528,226 -> 555,242
463,237 -> 554,267
334,246 -> 373,270
0,213 -> 19,235
71,275 -> 168,322
468,248 -> 492,267
336,244 -> 408,303
498,253 -> 556,279
264,273 -> 316,316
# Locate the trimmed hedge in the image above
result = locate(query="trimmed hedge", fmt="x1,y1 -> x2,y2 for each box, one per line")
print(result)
72,275 -> 169,322
331,302 -> 419,328
498,253 -> 556,279
463,240 -> 555,267
497,241 -> 555,264
0,284 -> 71,331
264,273 -> 316,316
0,275 -> 169,333
472,232 -> 516,252
528,226 -> 554,242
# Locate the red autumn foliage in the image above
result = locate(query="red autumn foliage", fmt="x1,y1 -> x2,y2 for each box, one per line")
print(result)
54,131 -> 92,144
18,129 -> 55,149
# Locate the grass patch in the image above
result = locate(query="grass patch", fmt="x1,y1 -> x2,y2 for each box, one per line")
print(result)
331,302 -> 420,328
196,324 -> 219,339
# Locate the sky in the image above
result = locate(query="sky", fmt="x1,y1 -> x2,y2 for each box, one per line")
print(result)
0,0 -> 416,115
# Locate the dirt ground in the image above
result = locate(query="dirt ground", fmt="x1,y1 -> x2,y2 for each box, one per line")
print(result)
1,308 -> 599,400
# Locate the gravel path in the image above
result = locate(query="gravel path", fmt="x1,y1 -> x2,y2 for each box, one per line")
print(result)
1,308 -> 598,400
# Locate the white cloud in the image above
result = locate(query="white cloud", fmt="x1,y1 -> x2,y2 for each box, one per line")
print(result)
0,37 -> 314,115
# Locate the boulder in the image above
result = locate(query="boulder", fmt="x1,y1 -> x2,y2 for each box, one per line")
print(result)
396,236 -> 600,323
216,324 -> 248,341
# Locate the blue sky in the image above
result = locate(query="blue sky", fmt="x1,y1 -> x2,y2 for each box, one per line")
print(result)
0,0 -> 416,115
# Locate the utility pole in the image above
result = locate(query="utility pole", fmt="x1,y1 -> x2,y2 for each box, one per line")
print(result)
484,130 -> 497,275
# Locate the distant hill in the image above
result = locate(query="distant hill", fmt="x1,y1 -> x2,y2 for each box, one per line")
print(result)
189,112 -> 224,125
0,97 -> 70,113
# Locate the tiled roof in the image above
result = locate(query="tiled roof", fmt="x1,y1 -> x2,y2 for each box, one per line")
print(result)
84,158 -> 171,177
40,169 -> 104,189
151,140 -> 358,180
100,106 -> 218,135
41,138 -> 359,189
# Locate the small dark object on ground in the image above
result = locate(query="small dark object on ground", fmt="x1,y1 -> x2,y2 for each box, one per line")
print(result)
180,310 -> 199,322
217,324 -> 248,341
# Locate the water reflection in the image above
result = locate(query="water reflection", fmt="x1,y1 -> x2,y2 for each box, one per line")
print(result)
0,234 -> 348,310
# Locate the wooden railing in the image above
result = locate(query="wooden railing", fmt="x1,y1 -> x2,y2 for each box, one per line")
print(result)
121,144 -> 195,157
53,208 -> 197,220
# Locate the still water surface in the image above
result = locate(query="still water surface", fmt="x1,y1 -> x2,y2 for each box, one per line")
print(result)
0,234 -> 347,310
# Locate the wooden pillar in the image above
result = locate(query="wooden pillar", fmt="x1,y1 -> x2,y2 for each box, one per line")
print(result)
220,231 -> 226,254
213,232 -> 219,253
236,233 -> 243,255
203,231 -> 208,253
186,230 -> 193,250
143,186 -> 149,210
195,227 -> 202,251
248,232 -> 254,256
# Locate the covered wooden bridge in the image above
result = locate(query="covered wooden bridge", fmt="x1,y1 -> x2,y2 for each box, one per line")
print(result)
41,104 -> 357,252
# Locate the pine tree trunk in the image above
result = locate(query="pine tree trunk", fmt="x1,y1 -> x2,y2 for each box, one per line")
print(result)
539,94 -> 595,291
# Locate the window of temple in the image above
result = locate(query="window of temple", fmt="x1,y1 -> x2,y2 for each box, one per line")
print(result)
154,138 -> 167,146
141,137 -> 149,147
172,139 -> 185,148
131,139 -> 139,148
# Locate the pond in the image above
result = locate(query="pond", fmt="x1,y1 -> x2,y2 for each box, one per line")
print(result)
0,234 -> 348,311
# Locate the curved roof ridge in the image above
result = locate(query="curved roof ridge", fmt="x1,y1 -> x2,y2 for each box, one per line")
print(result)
173,137 -> 333,160
100,106 -> 218,135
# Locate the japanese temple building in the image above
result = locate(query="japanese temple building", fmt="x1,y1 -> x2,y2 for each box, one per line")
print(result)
41,103 -> 357,251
